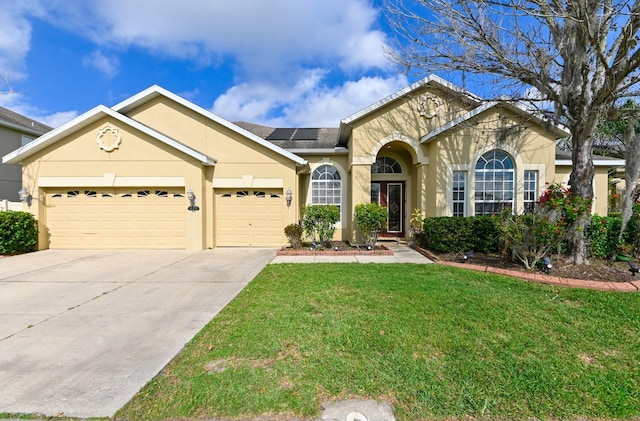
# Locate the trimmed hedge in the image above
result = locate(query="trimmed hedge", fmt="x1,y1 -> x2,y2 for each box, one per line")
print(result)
0,211 -> 38,255
416,216 -> 501,254
417,214 -> 640,259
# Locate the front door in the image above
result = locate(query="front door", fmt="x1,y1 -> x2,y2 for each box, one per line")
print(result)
371,182 -> 404,236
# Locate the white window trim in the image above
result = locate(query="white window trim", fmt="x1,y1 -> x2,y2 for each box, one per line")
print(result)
519,163 -> 546,214
307,161 -> 347,226
446,164 -> 470,217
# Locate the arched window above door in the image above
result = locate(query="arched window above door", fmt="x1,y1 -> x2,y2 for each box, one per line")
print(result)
371,156 -> 402,174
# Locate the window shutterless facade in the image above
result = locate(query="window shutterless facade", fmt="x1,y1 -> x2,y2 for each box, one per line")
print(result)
524,170 -> 538,213
311,164 -> 342,220
452,171 -> 466,217
474,150 -> 514,216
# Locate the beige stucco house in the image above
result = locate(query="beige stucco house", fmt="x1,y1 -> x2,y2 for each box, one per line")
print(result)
2,75 -> 623,250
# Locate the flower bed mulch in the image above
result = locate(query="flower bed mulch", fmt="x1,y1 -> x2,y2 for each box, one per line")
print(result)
410,244 -> 640,288
277,241 -> 393,256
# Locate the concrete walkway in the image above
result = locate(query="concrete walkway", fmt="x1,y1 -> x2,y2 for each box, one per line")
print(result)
0,248 -> 276,418
270,243 -> 432,264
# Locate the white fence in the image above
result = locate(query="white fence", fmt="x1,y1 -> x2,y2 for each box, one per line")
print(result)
0,200 -> 23,211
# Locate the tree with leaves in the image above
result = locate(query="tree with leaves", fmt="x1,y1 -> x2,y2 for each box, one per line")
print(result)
386,0 -> 640,264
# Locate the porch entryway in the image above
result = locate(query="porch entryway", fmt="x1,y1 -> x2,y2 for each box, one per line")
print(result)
371,181 -> 405,236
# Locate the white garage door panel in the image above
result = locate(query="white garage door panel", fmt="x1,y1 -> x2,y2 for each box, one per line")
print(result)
46,189 -> 186,249
216,189 -> 284,246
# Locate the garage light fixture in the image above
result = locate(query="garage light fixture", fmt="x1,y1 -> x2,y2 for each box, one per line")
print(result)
187,187 -> 199,212
18,187 -> 32,206
286,188 -> 293,207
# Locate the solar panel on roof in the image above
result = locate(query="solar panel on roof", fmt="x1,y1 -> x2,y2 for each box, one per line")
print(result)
292,128 -> 319,140
265,128 -> 296,140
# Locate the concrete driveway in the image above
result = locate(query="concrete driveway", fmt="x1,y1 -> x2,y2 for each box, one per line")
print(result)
0,248 -> 276,418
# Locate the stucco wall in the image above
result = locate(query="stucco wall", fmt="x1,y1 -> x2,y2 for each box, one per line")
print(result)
124,97 -> 302,245
434,108 -> 556,216
554,165 -> 610,215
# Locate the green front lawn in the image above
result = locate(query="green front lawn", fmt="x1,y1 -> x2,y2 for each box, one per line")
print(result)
117,264 -> 640,420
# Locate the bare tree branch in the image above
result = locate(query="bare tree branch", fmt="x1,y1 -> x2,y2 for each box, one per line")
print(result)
0,75 -> 15,95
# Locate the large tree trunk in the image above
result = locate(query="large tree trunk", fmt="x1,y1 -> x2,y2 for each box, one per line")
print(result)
568,123 -> 596,265
620,119 -> 640,241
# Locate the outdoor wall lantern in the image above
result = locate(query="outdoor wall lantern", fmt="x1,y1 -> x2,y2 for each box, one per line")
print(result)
187,187 -> 199,212
18,187 -> 32,206
286,188 -> 293,207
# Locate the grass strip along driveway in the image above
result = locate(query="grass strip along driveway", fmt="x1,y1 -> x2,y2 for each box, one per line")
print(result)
117,264 -> 640,420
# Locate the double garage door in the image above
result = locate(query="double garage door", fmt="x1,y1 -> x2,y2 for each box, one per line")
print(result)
216,189 -> 284,246
46,188 -> 186,249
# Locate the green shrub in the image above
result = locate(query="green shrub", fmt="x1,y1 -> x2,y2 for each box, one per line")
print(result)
418,216 -> 500,253
284,223 -> 303,248
587,216 -> 621,259
0,211 -> 38,254
586,213 -> 640,259
498,210 -> 562,270
472,216 -> 501,253
302,205 -> 340,248
354,203 -> 388,247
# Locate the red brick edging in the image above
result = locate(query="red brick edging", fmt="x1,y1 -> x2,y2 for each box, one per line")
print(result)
410,244 -> 640,292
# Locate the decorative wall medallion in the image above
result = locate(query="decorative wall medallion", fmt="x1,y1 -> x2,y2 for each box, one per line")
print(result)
416,93 -> 440,119
96,126 -> 122,152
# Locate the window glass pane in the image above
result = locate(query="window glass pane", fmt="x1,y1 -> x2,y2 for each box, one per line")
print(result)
452,171 -> 466,217
475,150 -> 514,215
371,184 -> 380,204
311,165 -> 342,221
524,170 -> 538,213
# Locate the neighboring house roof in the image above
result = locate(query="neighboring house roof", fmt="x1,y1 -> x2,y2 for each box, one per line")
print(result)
338,74 -> 483,144
0,106 -> 52,136
421,100 -> 571,143
554,149 -> 625,167
2,105 -> 216,166
235,121 -> 342,154
113,85 -> 308,167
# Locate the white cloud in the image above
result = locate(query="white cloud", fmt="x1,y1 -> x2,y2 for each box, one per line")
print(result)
212,72 -> 409,127
0,3 -> 40,82
82,50 -> 119,78
37,110 -> 78,128
37,0 -> 392,77
0,91 -> 77,128
3,0 -> 404,128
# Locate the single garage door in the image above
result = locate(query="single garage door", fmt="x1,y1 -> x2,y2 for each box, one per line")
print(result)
216,189 -> 284,246
46,188 -> 186,249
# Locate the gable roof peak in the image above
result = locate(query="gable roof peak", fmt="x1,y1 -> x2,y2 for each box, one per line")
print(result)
113,85 -> 308,167
341,74 -> 482,126
2,105 -> 216,166
337,74 -> 483,143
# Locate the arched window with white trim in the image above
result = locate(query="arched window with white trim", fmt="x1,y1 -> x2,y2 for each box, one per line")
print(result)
371,156 -> 402,174
474,149 -> 514,215
311,164 -> 342,219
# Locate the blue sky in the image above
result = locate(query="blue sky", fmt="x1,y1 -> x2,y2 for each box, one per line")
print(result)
0,0 -> 423,128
